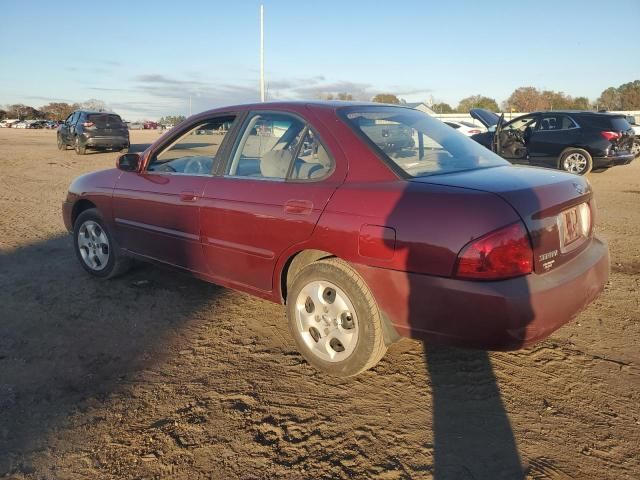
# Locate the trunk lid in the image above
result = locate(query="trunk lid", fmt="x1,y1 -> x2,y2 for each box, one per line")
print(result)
411,166 -> 594,274
470,108 -> 500,128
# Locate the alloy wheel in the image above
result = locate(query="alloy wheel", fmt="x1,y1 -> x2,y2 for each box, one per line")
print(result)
563,152 -> 588,174
77,220 -> 110,271
294,280 -> 358,362
632,142 -> 640,156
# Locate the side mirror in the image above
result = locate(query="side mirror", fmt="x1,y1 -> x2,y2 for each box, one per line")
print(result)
117,153 -> 141,172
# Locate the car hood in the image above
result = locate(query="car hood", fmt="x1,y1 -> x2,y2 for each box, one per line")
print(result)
469,108 -> 500,128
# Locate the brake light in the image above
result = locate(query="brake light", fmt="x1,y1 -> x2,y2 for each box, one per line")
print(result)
83,121 -> 95,127
455,222 -> 533,280
600,131 -> 621,141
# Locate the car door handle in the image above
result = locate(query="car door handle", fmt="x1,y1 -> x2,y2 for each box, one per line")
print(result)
179,191 -> 197,202
284,199 -> 313,215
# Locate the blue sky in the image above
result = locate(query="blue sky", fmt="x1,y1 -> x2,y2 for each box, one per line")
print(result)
1,0 -> 638,120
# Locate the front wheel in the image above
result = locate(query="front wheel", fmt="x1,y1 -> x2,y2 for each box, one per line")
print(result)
73,208 -> 131,279
559,148 -> 592,175
286,258 -> 387,377
57,135 -> 66,150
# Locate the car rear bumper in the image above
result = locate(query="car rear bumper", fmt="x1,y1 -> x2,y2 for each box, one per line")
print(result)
593,152 -> 635,168
83,135 -> 129,148
353,236 -> 609,350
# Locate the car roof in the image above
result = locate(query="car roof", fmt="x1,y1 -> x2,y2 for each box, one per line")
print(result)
528,110 -> 624,117
195,100 -> 415,116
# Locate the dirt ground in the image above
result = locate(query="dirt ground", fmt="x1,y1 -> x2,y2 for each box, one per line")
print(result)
0,128 -> 638,480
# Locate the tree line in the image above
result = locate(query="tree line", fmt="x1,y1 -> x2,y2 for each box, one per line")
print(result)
0,99 -> 110,121
338,80 -> 640,113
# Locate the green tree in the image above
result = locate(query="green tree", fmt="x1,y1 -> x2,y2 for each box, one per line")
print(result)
596,87 -> 621,110
159,115 -> 186,125
431,102 -> 454,113
371,93 -> 400,104
618,80 -> 640,110
456,95 -> 499,113
40,102 -> 79,120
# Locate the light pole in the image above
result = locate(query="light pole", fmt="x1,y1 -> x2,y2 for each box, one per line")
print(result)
260,4 -> 265,102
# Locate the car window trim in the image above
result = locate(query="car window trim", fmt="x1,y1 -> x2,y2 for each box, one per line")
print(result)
144,111 -> 244,177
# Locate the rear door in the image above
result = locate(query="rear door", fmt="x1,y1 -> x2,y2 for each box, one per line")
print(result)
528,114 -> 581,167
199,110 -> 345,293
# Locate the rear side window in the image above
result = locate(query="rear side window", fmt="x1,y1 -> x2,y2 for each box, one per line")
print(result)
87,114 -> 123,127
341,106 -> 507,178
581,115 -> 631,131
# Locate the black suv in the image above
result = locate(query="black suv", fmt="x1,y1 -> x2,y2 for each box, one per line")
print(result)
469,109 -> 636,175
57,110 -> 129,155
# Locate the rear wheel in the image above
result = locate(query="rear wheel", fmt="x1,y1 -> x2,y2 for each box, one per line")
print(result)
286,258 -> 387,377
74,136 -> 86,155
559,148 -> 592,175
632,139 -> 640,158
57,134 -> 66,150
73,208 -> 131,279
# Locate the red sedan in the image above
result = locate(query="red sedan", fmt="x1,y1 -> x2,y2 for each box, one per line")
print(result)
62,102 -> 609,376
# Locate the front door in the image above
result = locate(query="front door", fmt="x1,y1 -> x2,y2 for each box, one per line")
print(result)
112,114 -> 237,271
498,115 -> 538,164
199,110 -> 344,293
527,114 -> 581,167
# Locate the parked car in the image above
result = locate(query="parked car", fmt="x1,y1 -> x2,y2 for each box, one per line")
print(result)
127,122 -> 144,130
0,119 -> 18,128
470,109 -> 636,174
57,111 -> 129,155
443,120 -> 485,136
62,102 -> 609,376
13,121 -> 28,129
144,121 -> 160,129
624,115 -> 640,156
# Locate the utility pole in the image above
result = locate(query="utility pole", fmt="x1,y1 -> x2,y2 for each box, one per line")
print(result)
260,4 -> 265,102
189,95 -> 192,117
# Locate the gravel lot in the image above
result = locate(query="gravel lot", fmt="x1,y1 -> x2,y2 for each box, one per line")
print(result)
0,128 -> 639,479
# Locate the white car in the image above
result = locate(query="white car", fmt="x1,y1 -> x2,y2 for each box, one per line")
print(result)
626,116 -> 640,157
13,121 -> 28,129
443,120 -> 486,136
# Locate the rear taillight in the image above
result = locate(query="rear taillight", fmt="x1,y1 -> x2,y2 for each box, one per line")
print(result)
83,121 -> 95,127
455,222 -> 533,280
600,131 -> 621,141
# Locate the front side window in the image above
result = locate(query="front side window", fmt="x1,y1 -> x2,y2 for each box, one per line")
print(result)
147,116 -> 236,175
227,113 -> 306,179
505,116 -> 537,132
342,107 -> 507,177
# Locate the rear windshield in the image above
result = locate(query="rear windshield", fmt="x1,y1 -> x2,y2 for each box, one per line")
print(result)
340,106 -> 507,177
582,115 -> 631,131
87,114 -> 123,127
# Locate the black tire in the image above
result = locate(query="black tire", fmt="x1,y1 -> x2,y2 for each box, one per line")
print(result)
120,143 -> 130,153
57,134 -> 66,150
73,208 -> 131,279
559,148 -> 592,175
286,258 -> 387,377
74,136 -> 86,155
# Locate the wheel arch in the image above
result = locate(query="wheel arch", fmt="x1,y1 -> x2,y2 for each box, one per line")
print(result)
280,249 -> 336,304
72,199 -> 97,227
279,249 -> 402,347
